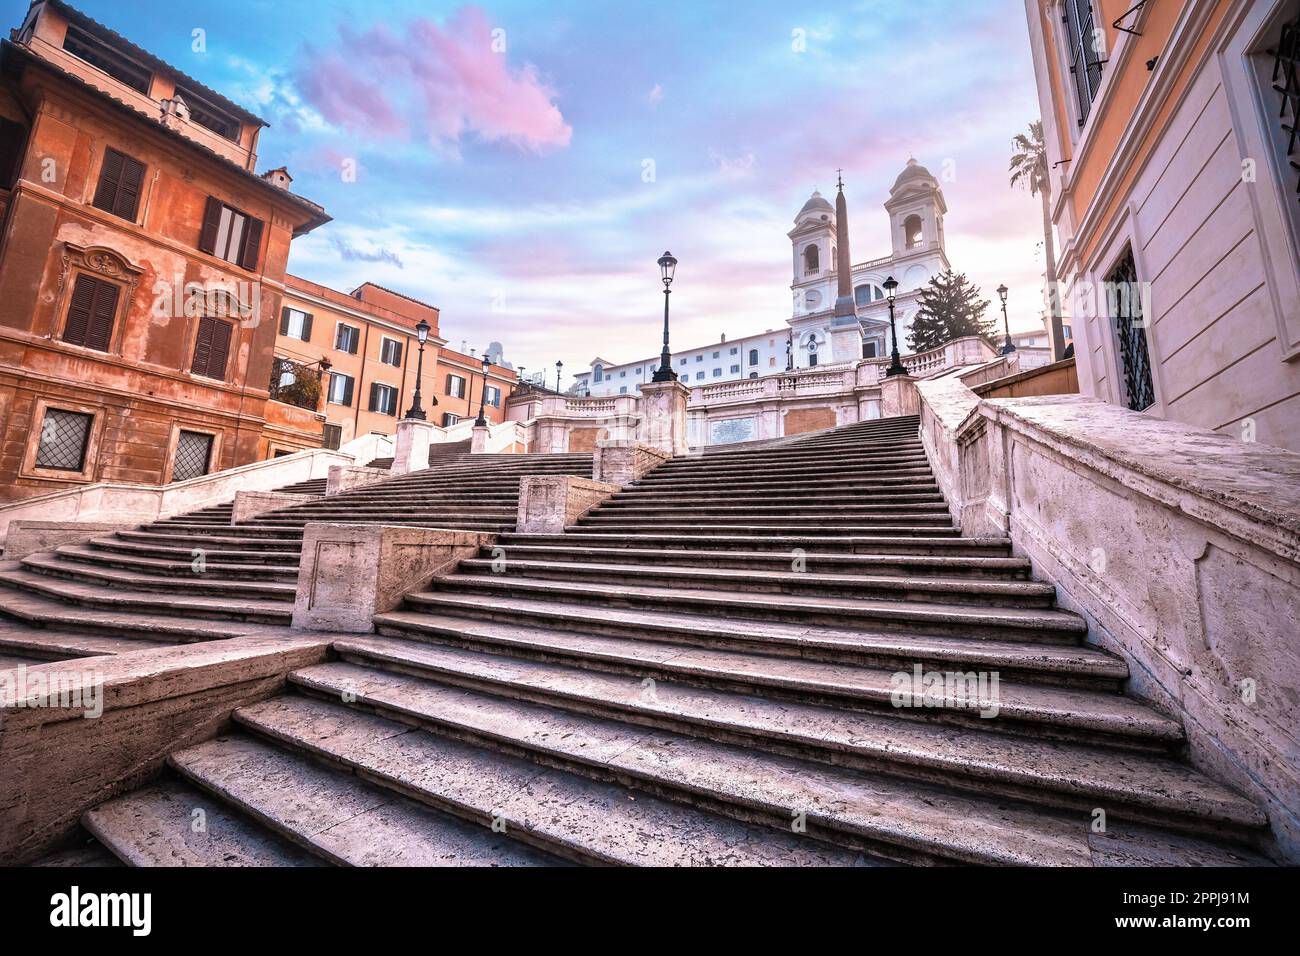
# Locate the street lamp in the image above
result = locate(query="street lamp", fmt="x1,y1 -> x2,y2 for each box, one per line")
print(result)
883,276 -> 908,377
475,352 -> 492,427
785,330 -> 794,371
404,318 -> 431,419
997,284 -> 1016,354
555,359 -> 563,393
651,251 -> 678,382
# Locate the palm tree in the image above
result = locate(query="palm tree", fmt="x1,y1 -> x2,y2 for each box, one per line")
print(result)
1009,120 -> 1065,361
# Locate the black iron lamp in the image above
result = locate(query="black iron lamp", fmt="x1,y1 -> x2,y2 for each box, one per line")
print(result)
651,250 -> 678,382
475,351 -> 492,427
404,318 -> 430,419
997,284 -> 1015,354
883,276 -> 908,377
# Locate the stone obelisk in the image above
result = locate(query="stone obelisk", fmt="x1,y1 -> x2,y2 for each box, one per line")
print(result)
829,171 -> 864,363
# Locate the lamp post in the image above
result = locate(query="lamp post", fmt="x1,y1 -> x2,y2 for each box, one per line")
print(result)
883,276 -> 908,377
475,352 -> 491,427
651,251 -> 678,382
785,330 -> 793,371
998,284 -> 1016,354
404,318 -> 430,419
555,359 -> 563,393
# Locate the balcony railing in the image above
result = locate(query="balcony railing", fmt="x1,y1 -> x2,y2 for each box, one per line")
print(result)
269,356 -> 324,410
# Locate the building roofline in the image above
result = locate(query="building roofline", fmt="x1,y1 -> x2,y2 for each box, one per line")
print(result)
349,281 -> 440,314
1,38 -> 330,235
35,0 -> 267,126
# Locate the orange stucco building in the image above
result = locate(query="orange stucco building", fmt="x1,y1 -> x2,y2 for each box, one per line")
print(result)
1023,0 -> 1300,449
0,0 -> 329,502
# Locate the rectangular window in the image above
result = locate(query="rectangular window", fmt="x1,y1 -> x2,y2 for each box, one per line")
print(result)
174,87 -> 240,141
198,196 -> 263,270
1107,249 -> 1155,411
91,147 -> 145,222
279,307 -> 313,342
713,368 -> 723,377
711,351 -> 720,358
729,364 -> 740,374
695,355 -> 703,362
369,382 -> 399,416
327,371 -> 355,406
695,371 -> 704,380
730,347 -> 738,355
485,385 -> 501,407
380,337 -> 403,367
322,423 -> 342,450
446,374 -> 467,398
172,430 -> 213,483
35,408 -> 93,471
678,358 -> 687,366
619,370 -> 626,378
191,316 -> 234,380
63,24 -> 151,94
1062,0 -> 1104,126
0,117 -> 26,190
619,386 -> 627,394
63,274 -> 119,352
441,412 -> 461,427
334,323 -> 360,354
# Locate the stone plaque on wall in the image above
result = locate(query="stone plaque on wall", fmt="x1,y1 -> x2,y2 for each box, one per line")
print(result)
709,417 -> 756,445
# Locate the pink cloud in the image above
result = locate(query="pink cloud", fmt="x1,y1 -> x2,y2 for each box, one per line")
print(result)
296,7 -> 571,153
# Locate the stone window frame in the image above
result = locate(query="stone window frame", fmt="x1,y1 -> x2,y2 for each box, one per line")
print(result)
162,421 -> 223,485
52,243 -> 142,357
19,396 -> 106,484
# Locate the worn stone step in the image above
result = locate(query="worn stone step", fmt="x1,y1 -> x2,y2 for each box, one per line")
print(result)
484,543 -> 1031,579
603,496 -> 948,511
0,622 -> 171,659
374,603 -> 1125,687
656,449 -> 927,468
637,471 -> 938,489
568,522 -> 961,538
335,636 -> 1264,832
84,778 -> 322,866
337,633 -> 1179,747
21,552 -> 296,601
90,538 -> 301,567
416,576 -> 1087,641
115,530 -> 303,552
236,694 -> 880,866
142,523 -> 305,540
505,531 -> 1014,557
55,544 -> 299,581
453,559 -> 1057,608
609,490 -> 947,505
282,663 -> 1261,866
169,735 -> 561,866
579,511 -> 958,528
0,566 -> 292,624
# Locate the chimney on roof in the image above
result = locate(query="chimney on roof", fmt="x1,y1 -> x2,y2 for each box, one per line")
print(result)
262,167 -> 294,190
159,95 -> 190,131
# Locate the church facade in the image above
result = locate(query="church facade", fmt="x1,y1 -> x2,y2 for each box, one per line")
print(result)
573,159 -> 950,397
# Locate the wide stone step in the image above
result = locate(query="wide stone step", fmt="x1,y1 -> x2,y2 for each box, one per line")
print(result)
83,778 -> 321,866
169,735 -> 560,866
503,531 -> 1014,557
0,622 -> 171,659
55,544 -> 299,581
235,694 -> 879,866
648,460 -> 933,479
142,523 -> 305,540
282,664 -> 1262,866
657,448 -> 927,467
335,636 -> 1267,833
567,522 -> 962,538
578,511 -> 957,527
21,552 -> 296,601
603,494 -> 947,510
453,558 -> 1056,608
90,537 -> 302,567
626,479 -> 943,495
247,517 -> 515,533
484,543 -> 1031,579
637,470 -> 937,488
253,507 -> 518,520
374,602 -> 1125,686
0,565 -> 292,624
115,530 -> 303,552
415,575 -> 1088,641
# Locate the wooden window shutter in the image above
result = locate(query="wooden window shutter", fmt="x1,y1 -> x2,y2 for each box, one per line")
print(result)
239,215 -> 264,270
198,196 -> 223,255
342,375 -> 354,407
86,280 -> 120,351
91,149 -> 124,215
391,341 -> 402,365
63,274 -> 97,347
114,153 -> 145,221
368,381 -> 380,412
0,118 -> 26,188
279,307 -> 291,336
301,312 -> 313,342
208,319 -> 232,380
191,316 -> 214,375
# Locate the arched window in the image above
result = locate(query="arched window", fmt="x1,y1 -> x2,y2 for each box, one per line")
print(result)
803,244 -> 819,275
748,348 -> 759,366
904,215 -> 923,249
593,364 -> 603,383
748,372 -> 758,379
855,284 -> 884,308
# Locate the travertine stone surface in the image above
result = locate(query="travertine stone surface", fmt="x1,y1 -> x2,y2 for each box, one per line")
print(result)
292,523 -> 495,632
638,380 -> 690,456
325,464 -> 390,496
2,520 -> 135,560
231,490 -> 308,524
469,425 -> 489,454
516,476 -> 620,534
592,440 -> 670,486
916,382 -> 1300,861
880,373 -> 919,419
391,418 -> 434,476
0,634 -> 331,864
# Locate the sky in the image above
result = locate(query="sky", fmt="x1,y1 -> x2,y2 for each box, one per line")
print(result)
29,0 -> 1049,388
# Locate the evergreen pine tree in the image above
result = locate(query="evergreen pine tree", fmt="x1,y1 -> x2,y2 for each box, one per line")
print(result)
906,270 -> 995,352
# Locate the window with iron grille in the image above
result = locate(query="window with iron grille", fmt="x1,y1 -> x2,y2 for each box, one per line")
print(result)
35,408 -> 93,472
1062,0 -> 1105,126
1266,7 -> 1300,220
172,430 -> 214,483
1108,249 -> 1155,412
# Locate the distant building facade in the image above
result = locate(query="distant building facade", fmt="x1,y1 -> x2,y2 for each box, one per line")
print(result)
1023,0 -> 1300,450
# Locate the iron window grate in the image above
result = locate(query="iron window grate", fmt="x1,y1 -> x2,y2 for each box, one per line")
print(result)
35,409 -> 93,471
1270,10 -> 1300,203
1108,250 -> 1156,412
172,430 -> 214,483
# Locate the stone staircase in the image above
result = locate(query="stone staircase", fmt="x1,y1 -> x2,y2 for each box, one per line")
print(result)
78,416 -> 1271,866
365,435 -> 473,471
0,452 -> 592,654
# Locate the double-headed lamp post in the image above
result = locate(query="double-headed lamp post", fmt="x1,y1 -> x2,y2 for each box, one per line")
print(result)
997,284 -> 1016,355
404,318 -> 431,419
651,251 -> 678,382
883,276 -> 908,377
475,352 -> 492,427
